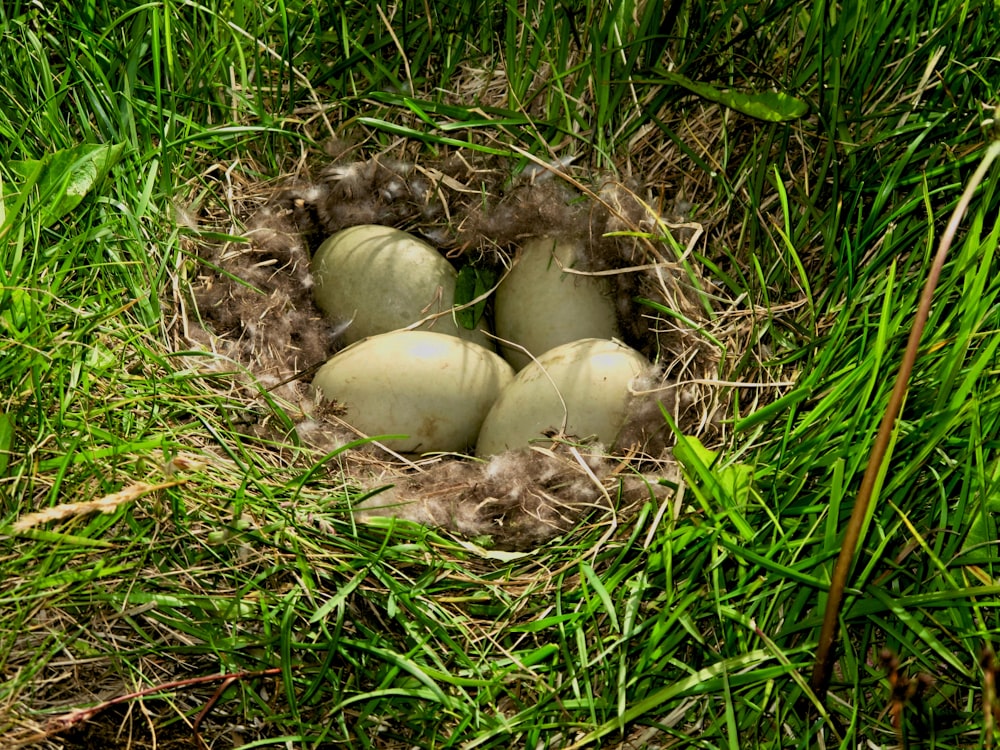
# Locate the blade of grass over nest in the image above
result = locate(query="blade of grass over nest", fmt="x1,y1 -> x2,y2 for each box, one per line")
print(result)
647,69 -> 809,123
355,116 -> 517,156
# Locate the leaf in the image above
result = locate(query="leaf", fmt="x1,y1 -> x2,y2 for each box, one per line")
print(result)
962,494 -> 1000,562
8,141 -> 125,226
0,411 -> 13,478
454,265 -> 495,330
0,287 -> 39,339
672,434 -> 755,511
85,341 -> 117,372
308,569 -> 367,623
652,70 -> 809,122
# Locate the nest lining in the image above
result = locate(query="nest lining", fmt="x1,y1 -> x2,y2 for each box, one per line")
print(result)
175,144 -> 728,550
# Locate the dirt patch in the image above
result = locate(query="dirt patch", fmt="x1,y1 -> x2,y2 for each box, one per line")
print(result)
174,142 -> 727,549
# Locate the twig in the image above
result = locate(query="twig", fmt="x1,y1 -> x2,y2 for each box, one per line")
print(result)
193,674 -> 242,749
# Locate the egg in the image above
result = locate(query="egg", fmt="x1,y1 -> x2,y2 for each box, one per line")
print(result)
311,330 -> 515,454
311,224 -> 490,348
494,236 -> 619,370
476,338 -> 649,456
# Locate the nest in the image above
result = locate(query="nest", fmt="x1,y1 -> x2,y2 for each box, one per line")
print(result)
174,143 -> 727,550
356,441 -> 677,551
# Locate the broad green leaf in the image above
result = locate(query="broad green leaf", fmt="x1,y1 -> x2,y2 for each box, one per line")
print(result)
8,141 -> 125,226
84,341 -> 117,373
963,494 -> 1000,562
0,287 -> 38,338
673,434 -> 755,511
652,70 -> 809,122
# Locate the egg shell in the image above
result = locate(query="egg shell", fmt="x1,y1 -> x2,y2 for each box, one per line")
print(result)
494,236 -> 619,370
311,330 -> 515,454
476,338 -> 649,456
311,224 -> 490,348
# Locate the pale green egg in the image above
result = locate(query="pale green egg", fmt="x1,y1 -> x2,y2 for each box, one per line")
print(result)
476,338 -> 649,456
312,330 -> 514,454
312,224 -> 490,348
494,237 -> 619,370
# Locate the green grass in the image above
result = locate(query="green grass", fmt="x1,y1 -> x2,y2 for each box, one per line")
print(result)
2,0 -> 1000,747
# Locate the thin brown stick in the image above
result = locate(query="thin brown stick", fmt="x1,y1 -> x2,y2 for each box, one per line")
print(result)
809,136 -> 1000,701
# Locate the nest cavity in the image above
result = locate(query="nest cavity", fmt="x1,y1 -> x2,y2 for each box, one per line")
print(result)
175,144 -> 728,550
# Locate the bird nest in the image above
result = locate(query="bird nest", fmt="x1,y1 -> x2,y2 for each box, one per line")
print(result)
172,141 -> 730,550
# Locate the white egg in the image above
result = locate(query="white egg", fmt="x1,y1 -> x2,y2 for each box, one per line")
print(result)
311,224 -> 490,348
476,338 -> 649,456
311,331 -> 514,454
494,236 -> 619,370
